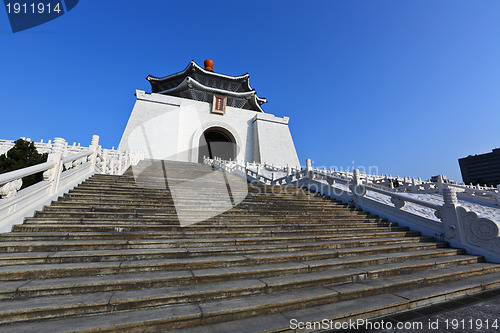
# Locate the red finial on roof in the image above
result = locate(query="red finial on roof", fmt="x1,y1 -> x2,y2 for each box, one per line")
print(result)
204,59 -> 214,72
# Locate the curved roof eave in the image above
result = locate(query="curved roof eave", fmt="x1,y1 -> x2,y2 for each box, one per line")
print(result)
249,95 -> 265,113
146,61 -> 194,82
158,76 -> 254,98
157,76 -> 266,112
147,61 -> 251,84
256,97 -> 268,105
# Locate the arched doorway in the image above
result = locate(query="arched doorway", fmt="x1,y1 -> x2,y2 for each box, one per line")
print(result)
198,128 -> 236,162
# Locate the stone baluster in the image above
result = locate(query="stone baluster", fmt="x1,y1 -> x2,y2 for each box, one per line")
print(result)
118,153 -> 123,175
436,175 -> 445,193
126,150 -> 132,170
43,137 -> 67,195
306,159 -> 313,180
106,152 -> 112,173
89,135 -> 99,173
109,155 -> 116,175
439,187 -> 462,242
326,175 -> 334,187
350,169 -> 367,201
410,177 -> 417,193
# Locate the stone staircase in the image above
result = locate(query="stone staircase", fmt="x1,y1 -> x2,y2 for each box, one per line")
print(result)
0,160 -> 499,332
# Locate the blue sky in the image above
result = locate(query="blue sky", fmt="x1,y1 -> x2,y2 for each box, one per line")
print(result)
1,1 -> 499,182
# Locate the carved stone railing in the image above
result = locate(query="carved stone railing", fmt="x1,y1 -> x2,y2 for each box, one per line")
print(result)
383,175 -> 499,206
448,183 -> 500,207
204,157 -> 500,263
1,137 -> 91,155
0,135 -> 144,233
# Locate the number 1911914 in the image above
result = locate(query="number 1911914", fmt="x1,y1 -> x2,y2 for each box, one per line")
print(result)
444,319 -> 498,330
5,2 -> 62,14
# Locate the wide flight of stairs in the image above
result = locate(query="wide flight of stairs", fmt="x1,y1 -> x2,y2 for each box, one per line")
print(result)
0,160 -> 500,332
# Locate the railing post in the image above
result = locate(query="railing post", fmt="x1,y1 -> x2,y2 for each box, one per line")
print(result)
440,187 -> 463,243
306,159 -> 313,181
108,156 -> 115,175
353,169 -> 361,186
437,175 -> 445,193
350,169 -> 367,200
102,150 -> 109,174
89,135 -> 99,173
43,137 -> 66,195
411,177 -> 417,193
123,151 -> 129,171
118,153 -> 123,175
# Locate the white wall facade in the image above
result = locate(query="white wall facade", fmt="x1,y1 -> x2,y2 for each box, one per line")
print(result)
119,90 -> 300,167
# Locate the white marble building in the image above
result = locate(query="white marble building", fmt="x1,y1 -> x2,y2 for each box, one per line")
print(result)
118,60 -> 300,167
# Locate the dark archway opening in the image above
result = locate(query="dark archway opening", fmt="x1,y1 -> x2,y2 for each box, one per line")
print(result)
198,128 -> 236,163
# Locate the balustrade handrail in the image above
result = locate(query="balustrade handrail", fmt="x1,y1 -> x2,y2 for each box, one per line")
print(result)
208,158 -> 496,216
0,148 -> 96,187
448,182 -> 498,194
309,169 -> 442,210
61,149 -> 93,164
0,135 -> 145,234
204,157 -> 500,262
363,183 -> 442,211
208,158 -> 444,215
0,160 -> 57,186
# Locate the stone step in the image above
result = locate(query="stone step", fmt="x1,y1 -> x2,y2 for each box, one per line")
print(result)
38,206 -> 368,216
63,189 -> 342,199
78,179 -> 309,187
64,185 -> 336,198
74,179 -> 303,189
61,194 -> 345,207
0,242 -> 448,280
0,249 -> 464,300
0,231 -> 422,246
64,191 -> 329,203
24,216 -> 389,226
12,223 -> 403,233
34,207 -> 375,217
48,200 -> 352,211
0,227 -> 414,241
29,214 -> 372,223
68,180 -> 294,188
0,263 -> 498,328
0,235 -> 429,253
53,204 -> 348,215
17,219 -> 396,232
166,271 -> 500,333
69,185 -> 307,195
2,161 -> 498,331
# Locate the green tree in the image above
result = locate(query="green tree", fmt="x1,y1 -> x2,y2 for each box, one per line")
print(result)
0,139 -> 48,189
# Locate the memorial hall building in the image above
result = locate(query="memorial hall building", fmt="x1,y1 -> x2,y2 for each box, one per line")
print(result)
119,60 -> 300,168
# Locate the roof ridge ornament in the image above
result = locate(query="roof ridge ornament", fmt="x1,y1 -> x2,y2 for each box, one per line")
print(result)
204,59 -> 214,72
